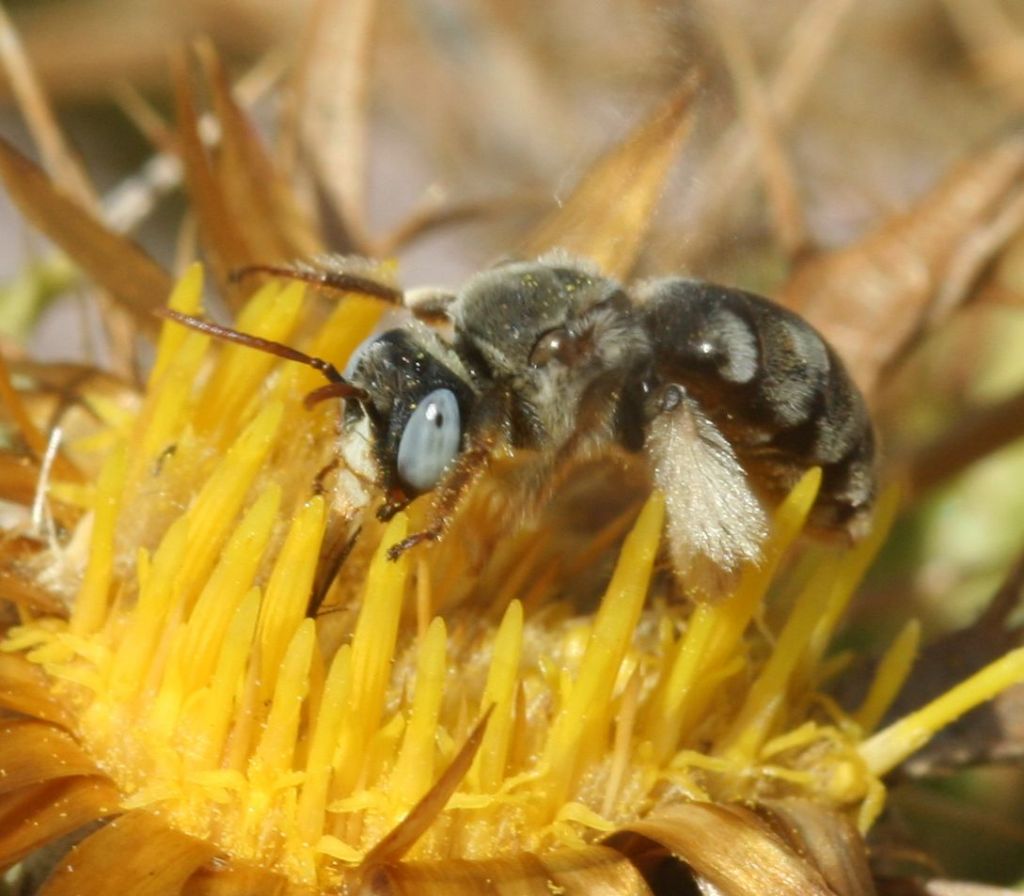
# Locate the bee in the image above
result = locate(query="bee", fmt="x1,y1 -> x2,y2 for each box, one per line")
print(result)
165,253 -> 876,597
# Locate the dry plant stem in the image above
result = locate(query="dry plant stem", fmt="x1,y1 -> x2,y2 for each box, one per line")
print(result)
196,41 -> 322,262
0,139 -> 171,337
907,386 -> 1024,498
782,132 -> 1024,396
674,0 -> 857,267
926,186 -> 1024,325
377,192 -> 551,255
0,4 -> 93,206
0,2 -> 136,376
941,0 -> 1024,98
171,50 -> 254,302
290,0 -> 379,252
941,0 -> 1019,51
697,0 -> 807,257
110,81 -> 178,151
0,352 -> 81,482
107,54 -> 288,236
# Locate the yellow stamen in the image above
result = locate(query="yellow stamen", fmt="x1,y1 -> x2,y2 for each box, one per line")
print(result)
256,495 -> 326,693
542,492 -> 664,812
649,467 -> 822,759
860,645 -> 1024,777
174,400 -> 285,605
390,616 -> 448,812
331,514 -> 410,796
70,442 -> 127,635
14,262 -> 1024,891
149,261 -> 204,386
180,484 -> 282,693
295,644 -> 351,868
130,330 -> 210,482
854,620 -> 921,733
471,599 -> 524,795
186,587 -> 262,769
251,617 -> 316,782
195,280 -> 303,438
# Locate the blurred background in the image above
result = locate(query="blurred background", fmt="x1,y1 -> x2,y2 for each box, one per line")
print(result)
3,0 -> 1024,887
3,0 -> 1021,283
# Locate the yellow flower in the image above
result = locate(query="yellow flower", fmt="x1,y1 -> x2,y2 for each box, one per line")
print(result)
2,264 -> 1022,894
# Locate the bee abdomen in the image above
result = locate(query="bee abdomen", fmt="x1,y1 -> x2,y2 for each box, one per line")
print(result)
637,277 -> 876,534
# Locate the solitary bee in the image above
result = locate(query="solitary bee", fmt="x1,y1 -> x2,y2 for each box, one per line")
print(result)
166,253 -> 876,596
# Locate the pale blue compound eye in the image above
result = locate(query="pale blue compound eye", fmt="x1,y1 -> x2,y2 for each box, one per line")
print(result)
396,388 -> 461,493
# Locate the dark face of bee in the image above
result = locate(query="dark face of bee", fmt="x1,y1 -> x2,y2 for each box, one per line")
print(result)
344,328 -> 475,496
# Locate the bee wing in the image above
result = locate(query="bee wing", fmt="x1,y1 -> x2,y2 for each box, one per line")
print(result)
646,385 -> 768,597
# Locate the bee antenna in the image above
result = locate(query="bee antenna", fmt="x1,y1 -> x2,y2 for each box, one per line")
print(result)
230,263 -> 404,305
157,308 -> 368,400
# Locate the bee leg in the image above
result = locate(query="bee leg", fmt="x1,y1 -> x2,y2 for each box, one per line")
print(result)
312,457 -> 341,495
647,383 -> 768,598
377,488 -> 412,522
525,373 -> 641,515
385,529 -> 438,560
385,438 -> 495,561
385,389 -> 511,562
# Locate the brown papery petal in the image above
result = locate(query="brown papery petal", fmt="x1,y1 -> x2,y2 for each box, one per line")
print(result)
197,41 -> 322,265
0,653 -> 75,729
185,865 -> 306,896
519,78 -> 698,281
0,721 -> 100,793
609,801 -> 845,896
366,846 -> 654,896
39,811 -> 219,896
780,131 -> 1024,398
0,776 -> 120,869
171,50 -> 255,304
757,799 -> 876,896
0,138 -> 171,336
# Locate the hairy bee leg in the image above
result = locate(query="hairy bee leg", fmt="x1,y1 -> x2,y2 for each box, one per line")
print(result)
385,439 -> 495,562
647,383 -> 768,597
385,392 -> 511,562
386,529 -> 440,561
514,372 -> 641,520
312,457 -> 341,495
377,488 -> 412,521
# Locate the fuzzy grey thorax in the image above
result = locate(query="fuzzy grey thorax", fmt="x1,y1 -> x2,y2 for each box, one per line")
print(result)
450,260 -> 650,448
